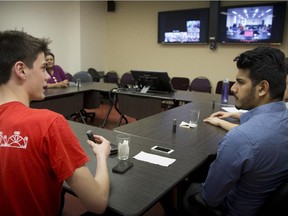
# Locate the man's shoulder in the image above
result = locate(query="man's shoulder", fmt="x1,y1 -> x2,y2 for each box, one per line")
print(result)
240,102 -> 287,124
30,107 -> 63,119
232,109 -> 288,140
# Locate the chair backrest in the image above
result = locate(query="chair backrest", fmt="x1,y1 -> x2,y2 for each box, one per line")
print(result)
256,178 -> 288,216
120,72 -> 134,86
65,72 -> 73,82
72,71 -> 93,83
87,68 -> 100,82
104,70 -> 119,84
215,80 -> 235,95
171,77 -> 190,91
189,76 -> 211,93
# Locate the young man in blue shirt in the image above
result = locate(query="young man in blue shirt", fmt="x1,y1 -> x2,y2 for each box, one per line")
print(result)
184,47 -> 288,216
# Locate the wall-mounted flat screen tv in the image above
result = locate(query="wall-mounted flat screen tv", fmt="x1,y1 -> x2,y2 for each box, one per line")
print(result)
158,8 -> 209,44
218,2 -> 286,44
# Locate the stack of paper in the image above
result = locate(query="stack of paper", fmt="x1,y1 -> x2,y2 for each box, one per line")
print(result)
222,107 -> 248,113
133,151 -> 176,167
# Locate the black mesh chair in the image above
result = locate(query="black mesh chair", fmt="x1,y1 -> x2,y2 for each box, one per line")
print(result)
65,72 -> 73,82
87,68 -> 100,82
215,80 -> 235,95
70,71 -> 96,123
72,71 -> 93,83
104,70 -> 119,84
171,77 -> 190,91
189,76 -> 212,93
256,178 -> 288,216
119,72 -> 134,88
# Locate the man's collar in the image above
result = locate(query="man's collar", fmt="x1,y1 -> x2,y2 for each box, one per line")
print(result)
240,101 -> 286,124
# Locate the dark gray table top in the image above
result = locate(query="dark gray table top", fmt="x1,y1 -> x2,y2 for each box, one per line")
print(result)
40,82 -> 117,98
114,102 -> 230,155
116,88 -> 235,104
68,120 -> 208,216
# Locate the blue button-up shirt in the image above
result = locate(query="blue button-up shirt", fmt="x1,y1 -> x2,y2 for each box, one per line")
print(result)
202,101 -> 288,216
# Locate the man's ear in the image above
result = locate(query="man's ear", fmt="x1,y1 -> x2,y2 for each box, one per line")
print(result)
14,61 -> 26,79
258,80 -> 269,97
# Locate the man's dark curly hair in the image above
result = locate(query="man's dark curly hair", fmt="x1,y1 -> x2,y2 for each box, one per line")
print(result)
234,46 -> 286,100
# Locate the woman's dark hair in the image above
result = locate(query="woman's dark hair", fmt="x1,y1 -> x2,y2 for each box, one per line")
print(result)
0,30 -> 51,85
233,46 -> 286,100
46,52 -> 55,59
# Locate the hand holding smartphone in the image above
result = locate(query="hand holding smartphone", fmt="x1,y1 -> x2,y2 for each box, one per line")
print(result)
86,130 -> 118,155
86,130 -> 96,142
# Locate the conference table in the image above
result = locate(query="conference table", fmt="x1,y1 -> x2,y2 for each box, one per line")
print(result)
116,88 -> 235,119
30,82 -> 117,118
66,101 -> 234,215
67,120 -> 209,216
114,101 -> 231,155
30,82 -> 237,215
30,82 -> 235,128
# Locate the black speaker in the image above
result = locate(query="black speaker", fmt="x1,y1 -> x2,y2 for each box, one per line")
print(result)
208,0 -> 220,50
107,1 -> 115,12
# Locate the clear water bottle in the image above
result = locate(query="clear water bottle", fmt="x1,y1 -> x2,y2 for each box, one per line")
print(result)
221,78 -> 229,104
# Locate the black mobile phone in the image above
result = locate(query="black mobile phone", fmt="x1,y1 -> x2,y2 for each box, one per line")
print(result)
112,160 -> 133,174
110,143 -> 118,155
86,130 -> 118,155
86,130 -> 95,142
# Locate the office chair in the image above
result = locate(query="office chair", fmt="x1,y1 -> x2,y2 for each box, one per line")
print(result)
215,80 -> 235,95
87,67 -> 100,82
256,177 -> 288,216
161,77 -> 189,109
171,77 -> 190,91
70,71 -> 96,123
119,72 -> 134,88
104,70 -> 119,84
72,71 -> 93,83
189,76 -> 212,93
65,72 -> 73,82
184,177 -> 288,216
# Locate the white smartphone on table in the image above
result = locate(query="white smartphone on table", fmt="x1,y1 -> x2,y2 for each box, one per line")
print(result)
151,145 -> 174,154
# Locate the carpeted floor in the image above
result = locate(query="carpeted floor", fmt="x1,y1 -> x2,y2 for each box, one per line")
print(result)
87,102 -> 137,130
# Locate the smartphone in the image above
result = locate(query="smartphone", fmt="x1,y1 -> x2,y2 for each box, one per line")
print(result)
151,146 -> 174,154
112,160 -> 133,174
86,130 -> 95,142
110,143 -> 118,155
86,130 -> 118,155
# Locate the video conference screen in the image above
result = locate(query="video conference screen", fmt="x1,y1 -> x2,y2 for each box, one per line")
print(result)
158,8 -> 209,44
219,2 -> 286,44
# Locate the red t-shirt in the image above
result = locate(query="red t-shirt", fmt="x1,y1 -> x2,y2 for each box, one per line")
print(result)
0,102 -> 89,216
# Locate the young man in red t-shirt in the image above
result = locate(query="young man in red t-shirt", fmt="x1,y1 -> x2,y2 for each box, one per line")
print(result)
0,30 -> 111,215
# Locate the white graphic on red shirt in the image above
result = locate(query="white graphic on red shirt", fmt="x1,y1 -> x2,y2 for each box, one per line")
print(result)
0,131 -> 28,149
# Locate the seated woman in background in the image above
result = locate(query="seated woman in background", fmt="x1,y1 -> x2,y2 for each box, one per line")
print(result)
46,52 -> 69,88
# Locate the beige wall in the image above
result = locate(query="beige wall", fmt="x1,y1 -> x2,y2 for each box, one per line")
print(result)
0,1 -> 287,92
80,1 -> 106,71
0,1 -> 83,73
105,1 -> 288,91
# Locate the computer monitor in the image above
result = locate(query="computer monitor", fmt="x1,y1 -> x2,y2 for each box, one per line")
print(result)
130,70 -> 174,93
